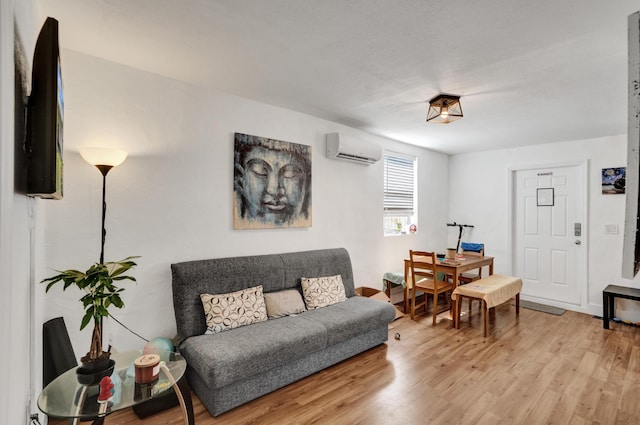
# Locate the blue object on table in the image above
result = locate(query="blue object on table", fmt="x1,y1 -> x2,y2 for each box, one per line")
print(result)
110,368 -> 122,404
144,337 -> 175,362
461,242 -> 484,253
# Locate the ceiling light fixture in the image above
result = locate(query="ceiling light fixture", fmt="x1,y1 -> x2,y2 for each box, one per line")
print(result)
426,94 -> 463,124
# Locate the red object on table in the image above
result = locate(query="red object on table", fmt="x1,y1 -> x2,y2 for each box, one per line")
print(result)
98,376 -> 114,402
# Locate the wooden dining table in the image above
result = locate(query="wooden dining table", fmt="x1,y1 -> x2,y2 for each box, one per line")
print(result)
402,255 -> 495,317
404,255 -> 495,288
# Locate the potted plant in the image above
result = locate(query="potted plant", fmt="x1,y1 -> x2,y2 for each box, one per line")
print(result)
42,257 -> 138,376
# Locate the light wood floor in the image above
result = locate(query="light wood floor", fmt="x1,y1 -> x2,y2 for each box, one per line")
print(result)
54,301 -> 640,425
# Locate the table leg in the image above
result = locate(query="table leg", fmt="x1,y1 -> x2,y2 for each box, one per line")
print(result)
69,385 -> 88,425
455,297 -> 462,329
449,273 -> 459,320
403,286 -> 409,313
404,260 -> 411,314
160,364 -> 194,425
482,300 -> 488,337
609,294 -> 615,323
451,296 -> 456,328
603,291 -> 610,330
404,260 -> 409,287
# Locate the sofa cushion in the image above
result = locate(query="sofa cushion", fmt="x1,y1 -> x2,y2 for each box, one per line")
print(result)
200,285 -> 268,334
180,315 -> 327,389
264,289 -> 307,318
301,275 -> 347,309
302,296 -> 396,346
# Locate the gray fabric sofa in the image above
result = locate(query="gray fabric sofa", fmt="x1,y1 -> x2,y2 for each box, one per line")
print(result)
171,248 -> 396,416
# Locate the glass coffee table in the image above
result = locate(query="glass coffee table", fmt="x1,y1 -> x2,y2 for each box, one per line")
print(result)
38,350 -> 193,425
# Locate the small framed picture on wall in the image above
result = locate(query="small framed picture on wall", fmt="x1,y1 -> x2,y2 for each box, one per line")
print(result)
536,188 -> 554,206
602,167 -> 625,194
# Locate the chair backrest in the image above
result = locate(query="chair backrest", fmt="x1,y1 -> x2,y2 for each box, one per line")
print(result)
460,242 -> 484,257
43,317 -> 77,387
409,250 -> 439,285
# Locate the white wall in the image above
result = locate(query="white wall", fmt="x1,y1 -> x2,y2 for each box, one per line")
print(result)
449,135 -> 640,320
39,50 -> 449,357
1,0 -> 40,423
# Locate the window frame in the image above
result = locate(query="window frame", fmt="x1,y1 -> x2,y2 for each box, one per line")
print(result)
383,151 -> 417,236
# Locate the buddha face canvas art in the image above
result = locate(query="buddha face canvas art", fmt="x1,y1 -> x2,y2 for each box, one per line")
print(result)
233,133 -> 312,229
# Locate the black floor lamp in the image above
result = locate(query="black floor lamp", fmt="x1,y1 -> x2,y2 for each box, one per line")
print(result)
79,148 -> 128,264
79,147 -> 128,349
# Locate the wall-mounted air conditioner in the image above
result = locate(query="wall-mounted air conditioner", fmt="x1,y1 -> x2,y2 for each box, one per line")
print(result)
325,133 -> 381,165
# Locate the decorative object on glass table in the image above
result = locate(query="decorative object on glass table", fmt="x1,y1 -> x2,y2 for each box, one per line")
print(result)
134,354 -> 161,384
97,375 -> 114,415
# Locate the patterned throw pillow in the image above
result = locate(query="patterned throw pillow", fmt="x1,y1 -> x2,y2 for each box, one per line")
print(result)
200,285 -> 268,334
264,289 -> 307,318
301,275 -> 347,309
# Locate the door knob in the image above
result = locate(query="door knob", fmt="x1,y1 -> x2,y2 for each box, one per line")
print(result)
575,240 -> 581,245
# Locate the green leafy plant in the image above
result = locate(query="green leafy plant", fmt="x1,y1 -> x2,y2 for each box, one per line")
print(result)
42,257 -> 138,364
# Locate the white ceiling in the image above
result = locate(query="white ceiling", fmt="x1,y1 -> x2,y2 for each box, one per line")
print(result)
37,0 -> 640,154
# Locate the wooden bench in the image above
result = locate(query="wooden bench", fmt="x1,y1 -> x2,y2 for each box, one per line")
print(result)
602,284 -> 640,329
451,274 -> 523,337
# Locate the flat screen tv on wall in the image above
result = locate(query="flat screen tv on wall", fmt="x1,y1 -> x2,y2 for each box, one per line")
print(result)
27,17 -> 63,199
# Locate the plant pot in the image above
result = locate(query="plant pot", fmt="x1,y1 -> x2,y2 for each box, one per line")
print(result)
79,353 -> 111,373
76,359 -> 115,386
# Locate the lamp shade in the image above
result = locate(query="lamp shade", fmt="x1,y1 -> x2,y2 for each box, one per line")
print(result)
80,148 -> 128,167
426,94 -> 463,124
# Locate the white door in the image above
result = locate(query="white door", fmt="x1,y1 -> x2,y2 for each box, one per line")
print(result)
513,164 -> 585,305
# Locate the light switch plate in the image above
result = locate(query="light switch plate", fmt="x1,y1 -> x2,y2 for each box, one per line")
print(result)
604,224 -> 619,235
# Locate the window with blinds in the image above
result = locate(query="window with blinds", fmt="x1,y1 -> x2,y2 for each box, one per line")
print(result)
383,153 -> 417,235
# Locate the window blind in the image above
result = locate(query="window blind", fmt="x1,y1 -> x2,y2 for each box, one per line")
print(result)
383,153 -> 415,216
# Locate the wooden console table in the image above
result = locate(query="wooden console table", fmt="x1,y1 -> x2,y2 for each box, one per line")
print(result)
602,284 -> 640,329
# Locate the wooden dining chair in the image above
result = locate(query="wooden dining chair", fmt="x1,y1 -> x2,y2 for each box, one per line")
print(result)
458,242 -> 485,311
458,242 -> 485,284
409,250 -> 454,325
